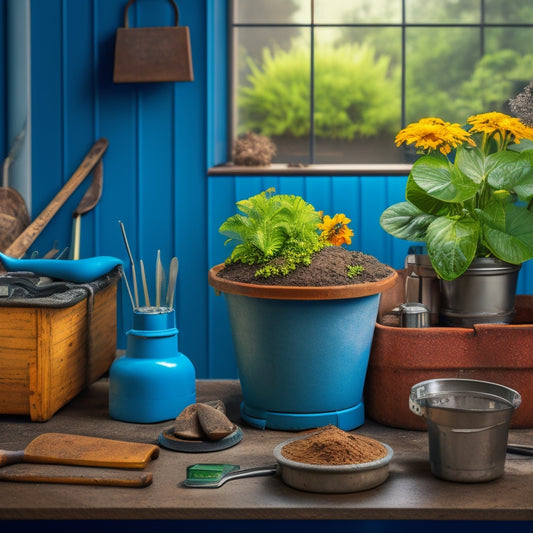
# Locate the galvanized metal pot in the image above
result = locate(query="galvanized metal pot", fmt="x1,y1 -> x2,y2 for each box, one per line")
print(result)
439,257 -> 522,327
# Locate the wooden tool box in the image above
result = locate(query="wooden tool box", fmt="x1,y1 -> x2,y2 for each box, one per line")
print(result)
0,269 -> 119,421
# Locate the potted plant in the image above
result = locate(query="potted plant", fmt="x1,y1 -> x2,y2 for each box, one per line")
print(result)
208,188 -> 397,431
379,111 -> 533,326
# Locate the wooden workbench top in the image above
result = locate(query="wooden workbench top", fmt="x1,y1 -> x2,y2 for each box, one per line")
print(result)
1,379 -> 532,521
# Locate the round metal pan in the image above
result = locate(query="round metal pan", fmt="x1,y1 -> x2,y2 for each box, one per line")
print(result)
273,437 -> 393,493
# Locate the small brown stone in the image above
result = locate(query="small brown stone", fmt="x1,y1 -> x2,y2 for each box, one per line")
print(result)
204,399 -> 226,414
196,403 -> 235,441
173,400 -> 230,440
173,404 -> 203,440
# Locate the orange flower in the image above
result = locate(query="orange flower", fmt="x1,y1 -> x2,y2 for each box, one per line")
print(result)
318,214 -> 354,246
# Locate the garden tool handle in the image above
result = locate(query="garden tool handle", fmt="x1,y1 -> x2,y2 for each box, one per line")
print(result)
0,467 -> 153,487
220,465 -> 278,485
0,449 -> 25,467
2,138 -> 108,263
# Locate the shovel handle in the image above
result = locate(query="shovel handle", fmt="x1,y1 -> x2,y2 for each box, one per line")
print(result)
0,449 -> 24,467
3,138 -> 108,261
0,468 -> 153,487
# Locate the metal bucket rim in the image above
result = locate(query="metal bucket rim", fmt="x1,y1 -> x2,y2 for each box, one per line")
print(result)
410,378 -> 522,411
451,257 -> 522,276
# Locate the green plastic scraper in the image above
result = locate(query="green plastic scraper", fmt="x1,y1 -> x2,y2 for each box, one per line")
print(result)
184,463 -> 277,488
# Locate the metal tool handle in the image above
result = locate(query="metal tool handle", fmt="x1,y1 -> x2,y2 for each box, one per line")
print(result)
218,465 -> 277,486
507,444 -> 533,456
184,465 -> 278,488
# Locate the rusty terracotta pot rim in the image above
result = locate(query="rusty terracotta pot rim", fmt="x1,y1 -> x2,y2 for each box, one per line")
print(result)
208,263 -> 398,301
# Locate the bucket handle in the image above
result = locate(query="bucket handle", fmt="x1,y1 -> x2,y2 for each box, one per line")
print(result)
409,394 -> 425,417
123,0 -> 179,28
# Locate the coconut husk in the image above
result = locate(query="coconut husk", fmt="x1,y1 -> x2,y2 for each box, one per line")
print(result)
0,188 -> 30,252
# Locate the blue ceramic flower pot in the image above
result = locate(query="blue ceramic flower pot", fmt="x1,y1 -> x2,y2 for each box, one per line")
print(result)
109,307 -> 196,423
209,264 -> 398,431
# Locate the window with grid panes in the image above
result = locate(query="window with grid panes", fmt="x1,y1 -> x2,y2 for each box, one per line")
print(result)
230,0 -> 533,166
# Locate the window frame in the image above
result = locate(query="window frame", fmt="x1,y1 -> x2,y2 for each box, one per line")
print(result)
210,0 -> 533,176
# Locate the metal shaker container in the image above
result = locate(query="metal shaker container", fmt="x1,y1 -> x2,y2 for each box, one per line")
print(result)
404,254 -> 440,326
398,302 -> 430,328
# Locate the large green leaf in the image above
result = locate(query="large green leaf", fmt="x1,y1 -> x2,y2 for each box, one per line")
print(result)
486,151 -> 533,202
219,214 -> 252,243
478,203 -> 533,264
250,224 -> 288,258
411,153 -> 479,203
405,174 -> 450,215
511,141 -> 533,153
455,145 -> 486,184
475,193 -> 508,230
379,202 -> 435,241
426,216 -> 479,280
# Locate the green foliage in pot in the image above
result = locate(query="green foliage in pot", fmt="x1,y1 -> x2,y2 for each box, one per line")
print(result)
219,188 -> 354,278
380,111 -> 533,281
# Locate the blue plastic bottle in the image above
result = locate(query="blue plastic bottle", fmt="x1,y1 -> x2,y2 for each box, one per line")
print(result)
109,307 -> 196,423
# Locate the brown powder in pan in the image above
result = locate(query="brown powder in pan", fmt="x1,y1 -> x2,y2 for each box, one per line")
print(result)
281,425 -> 388,466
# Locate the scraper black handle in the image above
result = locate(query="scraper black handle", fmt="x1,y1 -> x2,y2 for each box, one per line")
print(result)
0,450 -> 25,467
507,444 -> 533,456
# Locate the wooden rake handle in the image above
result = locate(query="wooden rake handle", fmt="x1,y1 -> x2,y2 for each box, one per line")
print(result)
0,466 -> 153,488
3,138 -> 109,261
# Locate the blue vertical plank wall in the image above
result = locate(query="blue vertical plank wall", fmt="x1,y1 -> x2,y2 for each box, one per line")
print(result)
10,0 -> 533,379
0,0 -> 5,154
28,0 -> 210,376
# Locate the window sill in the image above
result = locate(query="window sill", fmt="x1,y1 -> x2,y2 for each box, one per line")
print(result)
208,162 -> 412,176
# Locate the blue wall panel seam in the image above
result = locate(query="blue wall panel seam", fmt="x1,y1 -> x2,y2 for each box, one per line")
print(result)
92,0 -> 100,253
61,0 -> 66,185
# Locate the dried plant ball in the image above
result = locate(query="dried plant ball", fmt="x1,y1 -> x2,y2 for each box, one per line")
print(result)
233,132 -> 277,166
509,81 -> 533,127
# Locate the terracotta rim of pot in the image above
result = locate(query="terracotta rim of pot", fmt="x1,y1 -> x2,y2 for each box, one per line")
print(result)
208,263 -> 398,301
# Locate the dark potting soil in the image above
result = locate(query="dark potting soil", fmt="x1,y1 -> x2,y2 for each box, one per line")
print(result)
216,246 -> 393,287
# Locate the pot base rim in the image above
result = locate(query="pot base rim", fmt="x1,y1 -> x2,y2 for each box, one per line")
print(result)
240,401 -> 365,431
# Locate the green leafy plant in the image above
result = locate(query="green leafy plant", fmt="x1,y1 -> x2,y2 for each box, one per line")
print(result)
347,265 -> 365,278
380,111 -> 533,281
219,188 -> 353,278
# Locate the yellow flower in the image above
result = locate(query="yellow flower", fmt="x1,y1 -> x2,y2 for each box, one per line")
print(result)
395,117 -> 475,155
467,112 -> 533,144
318,214 -> 354,246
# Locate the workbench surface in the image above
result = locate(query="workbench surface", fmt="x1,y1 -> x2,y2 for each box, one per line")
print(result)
1,379 -> 532,521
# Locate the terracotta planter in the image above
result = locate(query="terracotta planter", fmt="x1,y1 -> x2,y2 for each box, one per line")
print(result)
365,269 -> 533,430
209,264 -> 398,431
